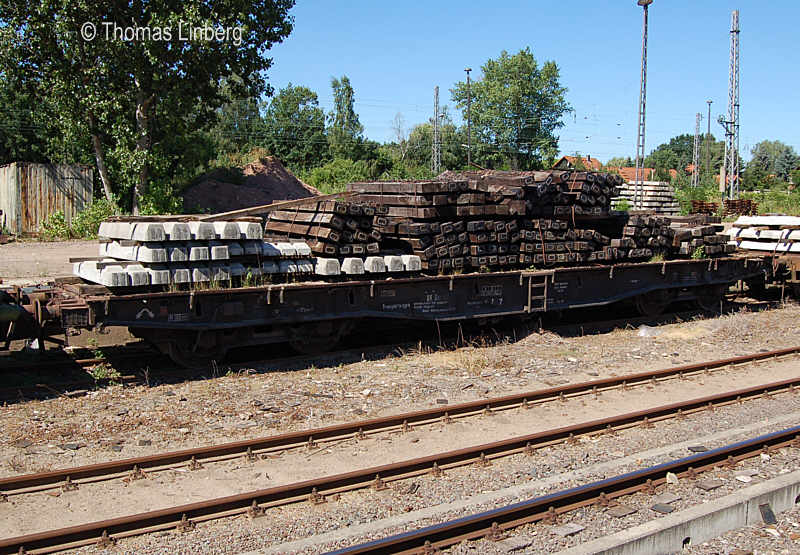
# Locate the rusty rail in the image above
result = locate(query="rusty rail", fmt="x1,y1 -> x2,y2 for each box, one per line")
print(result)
1,375 -> 799,554
332,425 -> 800,554
2,346 -> 798,496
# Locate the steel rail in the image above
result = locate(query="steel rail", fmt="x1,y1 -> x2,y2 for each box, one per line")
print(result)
2,345 -> 798,497
1,376 -> 799,554
331,425 -> 800,554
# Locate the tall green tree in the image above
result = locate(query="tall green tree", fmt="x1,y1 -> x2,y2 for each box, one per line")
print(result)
450,47 -> 571,170
0,0 -> 294,213
327,75 -> 364,160
263,84 -> 328,169
743,140 -> 799,189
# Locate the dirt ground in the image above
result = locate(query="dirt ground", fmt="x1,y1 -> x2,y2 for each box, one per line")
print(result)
0,239 -> 96,287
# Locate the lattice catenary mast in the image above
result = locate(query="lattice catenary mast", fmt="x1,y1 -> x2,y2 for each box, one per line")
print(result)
633,0 -> 654,209
691,112 -> 701,187
721,10 -> 740,199
432,86 -> 441,174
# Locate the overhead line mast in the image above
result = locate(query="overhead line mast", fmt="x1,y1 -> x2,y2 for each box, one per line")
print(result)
721,10 -> 741,200
633,0 -> 653,209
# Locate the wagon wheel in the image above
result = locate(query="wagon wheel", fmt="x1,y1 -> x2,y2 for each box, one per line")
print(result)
165,332 -> 228,368
288,321 -> 350,355
634,289 -> 674,317
694,285 -> 728,312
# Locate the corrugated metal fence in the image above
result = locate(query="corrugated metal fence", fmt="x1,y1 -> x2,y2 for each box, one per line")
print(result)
0,163 -> 93,234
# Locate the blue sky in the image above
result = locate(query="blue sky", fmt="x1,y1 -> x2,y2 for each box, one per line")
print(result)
265,1 -> 800,164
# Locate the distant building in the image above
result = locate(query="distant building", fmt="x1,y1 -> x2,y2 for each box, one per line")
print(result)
607,166 -> 678,182
552,155 -> 604,171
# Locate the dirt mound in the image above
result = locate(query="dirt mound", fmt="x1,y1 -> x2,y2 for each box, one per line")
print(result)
183,157 -> 320,214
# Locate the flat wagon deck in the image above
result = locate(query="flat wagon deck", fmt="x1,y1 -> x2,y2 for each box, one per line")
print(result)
2,255 -> 771,367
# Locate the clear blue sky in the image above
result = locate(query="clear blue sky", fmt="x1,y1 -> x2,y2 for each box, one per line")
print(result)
265,1 -> 800,164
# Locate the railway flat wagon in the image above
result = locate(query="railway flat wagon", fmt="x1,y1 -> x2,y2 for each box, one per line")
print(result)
1,255 -> 770,367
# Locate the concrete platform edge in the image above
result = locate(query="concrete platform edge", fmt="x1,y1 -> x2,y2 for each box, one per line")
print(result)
558,469 -> 800,555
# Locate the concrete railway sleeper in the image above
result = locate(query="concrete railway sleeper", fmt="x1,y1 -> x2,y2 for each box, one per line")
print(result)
1,346 -> 798,498
2,376 -> 800,554
0,256 -> 777,367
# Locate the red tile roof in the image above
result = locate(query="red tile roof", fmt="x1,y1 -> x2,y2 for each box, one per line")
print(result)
553,155 -> 604,171
608,167 -> 677,182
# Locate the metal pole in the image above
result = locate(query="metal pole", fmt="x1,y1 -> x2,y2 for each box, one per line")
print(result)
705,100 -> 713,179
633,0 -> 653,210
465,67 -> 472,166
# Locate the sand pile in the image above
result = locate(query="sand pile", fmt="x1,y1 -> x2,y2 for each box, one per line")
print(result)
183,157 -> 319,214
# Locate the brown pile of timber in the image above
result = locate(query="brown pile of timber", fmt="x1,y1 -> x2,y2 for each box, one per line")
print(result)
691,200 -> 720,215
345,171 -> 636,271
264,199 -> 386,257
669,221 -> 734,257
723,198 -> 758,216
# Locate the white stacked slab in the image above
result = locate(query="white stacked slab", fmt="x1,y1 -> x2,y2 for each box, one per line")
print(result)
726,215 -> 800,253
81,219 -> 425,288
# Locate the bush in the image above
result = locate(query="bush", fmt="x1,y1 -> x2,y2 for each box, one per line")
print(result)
71,198 -> 119,238
40,198 -> 119,240
673,182 -> 719,215
40,210 -> 72,240
741,187 -> 800,216
139,182 -> 183,215
298,158 -> 374,194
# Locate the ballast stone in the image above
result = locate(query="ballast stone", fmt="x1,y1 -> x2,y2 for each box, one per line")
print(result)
364,256 -> 386,273
341,258 -> 365,275
383,255 -> 404,272
315,258 -> 341,276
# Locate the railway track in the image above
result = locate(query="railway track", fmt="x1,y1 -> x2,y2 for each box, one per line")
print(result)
332,425 -> 800,554
2,345 -> 797,497
1,359 -> 799,554
0,297 -> 782,403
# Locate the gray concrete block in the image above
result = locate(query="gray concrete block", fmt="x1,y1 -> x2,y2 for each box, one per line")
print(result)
237,221 -> 263,240
213,221 -> 240,240
188,222 -> 215,240
170,268 -> 191,284
168,246 -> 189,262
229,263 -> 246,277
276,242 -> 297,257
401,255 -> 422,272
98,221 -> 165,242
242,241 -> 261,256
241,265 -> 262,277
341,258 -> 364,275
147,265 -> 171,285
125,263 -> 150,286
188,243 -> 210,261
192,267 -> 211,282
163,222 -> 191,241
227,242 -> 244,257
295,259 -> 314,273
131,223 -> 165,242
209,241 -> 230,260
261,242 -> 281,257
100,264 -> 131,287
315,258 -> 341,276
279,260 -> 298,273
293,242 -> 312,256
210,264 -> 231,281
383,255 -> 404,272
101,241 -> 167,263
262,261 -> 279,274
364,256 -> 386,273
